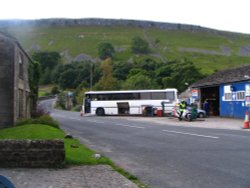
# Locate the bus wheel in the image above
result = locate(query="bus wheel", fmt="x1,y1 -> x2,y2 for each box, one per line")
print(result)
96,108 -> 105,116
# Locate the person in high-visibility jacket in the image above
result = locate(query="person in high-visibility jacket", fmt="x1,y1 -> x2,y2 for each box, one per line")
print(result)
179,101 -> 187,120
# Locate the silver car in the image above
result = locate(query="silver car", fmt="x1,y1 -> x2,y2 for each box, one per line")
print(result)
196,109 -> 206,118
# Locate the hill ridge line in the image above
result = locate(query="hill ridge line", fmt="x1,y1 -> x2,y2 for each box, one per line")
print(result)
0,18 -> 248,36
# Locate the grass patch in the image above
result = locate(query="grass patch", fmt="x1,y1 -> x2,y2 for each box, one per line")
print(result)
39,85 -> 55,97
64,138 -> 111,165
0,124 -> 148,187
0,124 -> 64,139
16,115 -> 60,129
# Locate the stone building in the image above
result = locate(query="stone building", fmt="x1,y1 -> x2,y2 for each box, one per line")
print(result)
0,32 -> 32,128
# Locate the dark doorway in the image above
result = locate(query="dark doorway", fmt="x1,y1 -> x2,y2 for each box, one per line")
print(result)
117,102 -> 129,115
200,86 -> 220,116
84,98 -> 91,113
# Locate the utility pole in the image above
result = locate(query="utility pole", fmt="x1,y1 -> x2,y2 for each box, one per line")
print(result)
90,63 -> 93,90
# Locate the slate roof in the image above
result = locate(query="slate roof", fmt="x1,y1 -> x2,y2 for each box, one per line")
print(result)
0,32 -> 33,63
192,64 -> 250,88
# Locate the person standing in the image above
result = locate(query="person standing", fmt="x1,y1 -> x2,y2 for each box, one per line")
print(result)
203,100 -> 210,117
179,101 -> 187,120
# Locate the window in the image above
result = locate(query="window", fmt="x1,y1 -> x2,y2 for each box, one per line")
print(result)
224,91 -> 245,101
140,92 -> 151,99
224,93 -> 232,100
166,91 -> 175,101
237,91 -> 245,100
151,92 -> 165,99
18,89 -> 24,118
19,53 -> 24,79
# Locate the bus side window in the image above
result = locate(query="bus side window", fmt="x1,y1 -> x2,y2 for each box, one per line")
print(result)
166,92 -> 175,101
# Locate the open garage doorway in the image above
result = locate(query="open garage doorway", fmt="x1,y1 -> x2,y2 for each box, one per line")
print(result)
200,86 -> 220,116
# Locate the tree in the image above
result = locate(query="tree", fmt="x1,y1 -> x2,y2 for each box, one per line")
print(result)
136,58 -> 160,71
32,51 -> 61,72
113,61 -> 133,80
131,36 -> 149,54
134,57 -> 163,81
40,67 -> 51,85
51,60 -> 102,90
51,64 -> 64,83
32,51 -> 61,84
162,59 -> 204,92
28,61 -> 40,114
123,73 -> 158,90
127,68 -> 148,78
93,58 -> 119,90
58,69 -> 78,89
98,42 -> 115,60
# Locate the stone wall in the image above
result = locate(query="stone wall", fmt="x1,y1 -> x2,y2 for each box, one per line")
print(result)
0,140 -> 65,168
0,33 -> 15,127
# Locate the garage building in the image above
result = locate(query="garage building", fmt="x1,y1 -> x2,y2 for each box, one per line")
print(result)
191,65 -> 250,118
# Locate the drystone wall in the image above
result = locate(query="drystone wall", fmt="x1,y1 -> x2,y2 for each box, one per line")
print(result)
0,140 -> 65,168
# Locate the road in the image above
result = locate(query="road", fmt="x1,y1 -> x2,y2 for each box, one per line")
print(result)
42,99 -> 250,188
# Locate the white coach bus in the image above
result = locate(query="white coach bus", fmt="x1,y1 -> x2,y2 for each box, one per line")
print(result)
83,89 -> 178,116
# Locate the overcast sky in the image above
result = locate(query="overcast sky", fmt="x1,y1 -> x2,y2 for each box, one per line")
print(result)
1,0 -> 249,34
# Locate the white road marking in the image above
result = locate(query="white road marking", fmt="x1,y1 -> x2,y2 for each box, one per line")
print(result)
69,117 -> 84,121
162,130 -> 219,139
115,123 -> 126,126
87,120 -> 105,124
119,124 -> 145,129
215,133 -> 250,139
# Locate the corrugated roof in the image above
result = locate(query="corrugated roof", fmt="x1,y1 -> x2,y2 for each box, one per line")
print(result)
192,64 -> 250,88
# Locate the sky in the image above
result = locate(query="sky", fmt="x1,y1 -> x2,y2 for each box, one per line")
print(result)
1,0 -> 250,34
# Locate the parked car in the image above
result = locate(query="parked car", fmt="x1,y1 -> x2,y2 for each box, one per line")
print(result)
196,109 -> 206,118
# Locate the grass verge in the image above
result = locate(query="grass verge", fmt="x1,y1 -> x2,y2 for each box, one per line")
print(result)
0,124 -> 149,188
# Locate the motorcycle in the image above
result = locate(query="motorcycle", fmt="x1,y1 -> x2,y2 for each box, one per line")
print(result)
175,106 -> 197,121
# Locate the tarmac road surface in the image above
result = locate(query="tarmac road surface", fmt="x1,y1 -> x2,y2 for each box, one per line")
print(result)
48,102 -> 250,188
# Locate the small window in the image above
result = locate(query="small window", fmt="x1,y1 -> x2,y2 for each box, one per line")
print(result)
237,91 -> 245,100
225,93 -> 232,100
19,53 -> 24,79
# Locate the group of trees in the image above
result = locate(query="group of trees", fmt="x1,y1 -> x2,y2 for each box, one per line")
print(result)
32,36 -> 205,99
32,52 -> 61,85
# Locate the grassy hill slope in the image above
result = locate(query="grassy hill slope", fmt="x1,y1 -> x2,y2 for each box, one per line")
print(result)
1,19 -> 250,75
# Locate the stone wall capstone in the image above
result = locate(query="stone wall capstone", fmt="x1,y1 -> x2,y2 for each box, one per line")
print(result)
0,139 -> 65,168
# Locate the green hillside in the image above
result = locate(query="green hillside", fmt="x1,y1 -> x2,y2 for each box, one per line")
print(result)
1,19 -> 250,76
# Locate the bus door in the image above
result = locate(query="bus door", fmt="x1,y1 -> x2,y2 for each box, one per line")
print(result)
84,98 -> 91,113
117,102 -> 129,115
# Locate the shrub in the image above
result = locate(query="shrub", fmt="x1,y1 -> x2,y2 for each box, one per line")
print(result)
31,105 -> 50,118
16,115 -> 60,129
72,105 -> 82,112
56,93 -> 66,110
51,86 -> 60,95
